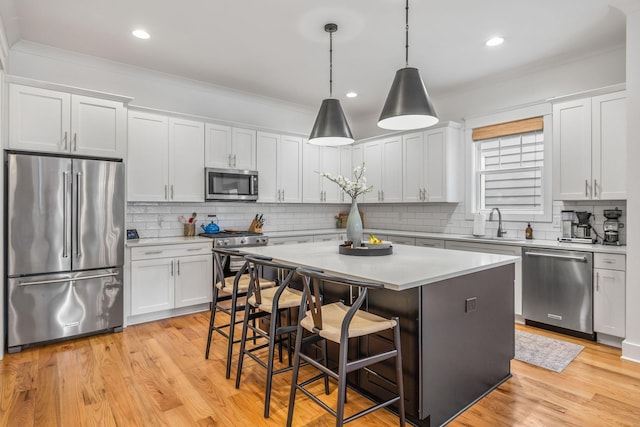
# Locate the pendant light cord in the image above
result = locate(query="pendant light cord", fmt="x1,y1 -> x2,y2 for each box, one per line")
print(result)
405,0 -> 409,67
329,28 -> 333,97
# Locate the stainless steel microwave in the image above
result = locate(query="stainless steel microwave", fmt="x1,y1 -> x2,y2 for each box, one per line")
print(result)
205,167 -> 258,201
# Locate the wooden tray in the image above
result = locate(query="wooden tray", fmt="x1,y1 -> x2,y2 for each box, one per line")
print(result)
339,244 -> 393,256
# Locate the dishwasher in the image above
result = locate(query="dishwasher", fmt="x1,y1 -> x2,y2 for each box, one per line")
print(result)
522,247 -> 594,340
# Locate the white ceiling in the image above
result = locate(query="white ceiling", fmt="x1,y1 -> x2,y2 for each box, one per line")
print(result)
0,0 -> 627,124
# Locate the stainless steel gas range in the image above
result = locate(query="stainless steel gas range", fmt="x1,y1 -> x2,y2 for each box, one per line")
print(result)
199,231 -> 269,248
199,231 -> 269,278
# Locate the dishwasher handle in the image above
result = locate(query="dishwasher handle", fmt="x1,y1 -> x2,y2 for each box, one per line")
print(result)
524,251 -> 588,262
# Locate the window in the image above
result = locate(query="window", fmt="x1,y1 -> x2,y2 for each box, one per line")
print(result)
467,113 -> 552,222
477,130 -> 544,212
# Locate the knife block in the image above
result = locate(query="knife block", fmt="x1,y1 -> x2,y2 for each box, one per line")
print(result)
248,219 -> 262,233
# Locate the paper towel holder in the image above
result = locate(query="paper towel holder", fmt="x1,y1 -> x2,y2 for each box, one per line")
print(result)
472,213 -> 486,236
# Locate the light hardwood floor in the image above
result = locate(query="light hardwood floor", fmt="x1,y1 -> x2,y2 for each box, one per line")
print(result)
1,313 -> 639,426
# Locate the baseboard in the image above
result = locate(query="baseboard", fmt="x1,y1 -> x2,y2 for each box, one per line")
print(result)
597,333 -> 623,349
622,339 -> 640,363
126,303 -> 210,326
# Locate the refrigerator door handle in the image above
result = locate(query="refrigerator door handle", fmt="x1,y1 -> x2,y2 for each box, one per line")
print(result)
63,171 -> 69,258
76,172 -> 83,258
17,272 -> 119,287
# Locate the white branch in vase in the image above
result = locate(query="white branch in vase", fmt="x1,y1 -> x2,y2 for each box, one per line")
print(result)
318,163 -> 374,200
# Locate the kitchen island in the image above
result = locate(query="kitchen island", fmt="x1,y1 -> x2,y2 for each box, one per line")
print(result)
242,241 -> 519,426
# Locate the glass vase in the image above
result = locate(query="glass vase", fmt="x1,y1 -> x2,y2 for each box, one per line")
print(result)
346,198 -> 363,247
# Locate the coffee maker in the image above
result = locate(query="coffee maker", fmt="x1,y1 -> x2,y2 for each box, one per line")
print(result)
558,210 -> 596,243
574,211 -> 595,242
603,208 -> 624,245
560,210 -> 574,240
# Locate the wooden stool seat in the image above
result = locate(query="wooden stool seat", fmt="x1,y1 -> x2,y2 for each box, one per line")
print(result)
300,301 -> 397,343
248,286 -> 303,313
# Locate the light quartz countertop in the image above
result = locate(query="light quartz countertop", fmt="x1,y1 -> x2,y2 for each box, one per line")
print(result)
125,236 -> 212,248
240,240 -> 518,291
266,228 -> 627,255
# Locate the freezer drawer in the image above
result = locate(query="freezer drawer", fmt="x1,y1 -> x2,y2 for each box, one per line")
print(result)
7,269 -> 123,351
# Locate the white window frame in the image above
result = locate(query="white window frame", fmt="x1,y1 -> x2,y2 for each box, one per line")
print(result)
465,104 -> 553,223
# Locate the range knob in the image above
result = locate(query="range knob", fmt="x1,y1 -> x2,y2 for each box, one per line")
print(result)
223,239 -> 229,246
240,238 -> 247,244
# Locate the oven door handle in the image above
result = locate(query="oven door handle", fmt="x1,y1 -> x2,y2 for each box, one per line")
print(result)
524,251 -> 588,262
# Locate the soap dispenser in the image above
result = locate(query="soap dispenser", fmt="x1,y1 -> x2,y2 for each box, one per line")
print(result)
525,223 -> 533,240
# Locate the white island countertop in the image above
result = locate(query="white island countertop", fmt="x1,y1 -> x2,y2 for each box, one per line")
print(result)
241,240 -> 518,291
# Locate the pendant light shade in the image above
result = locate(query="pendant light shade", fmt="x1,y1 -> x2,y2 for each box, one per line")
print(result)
378,0 -> 438,130
309,98 -> 354,146
378,67 -> 438,130
308,23 -> 354,146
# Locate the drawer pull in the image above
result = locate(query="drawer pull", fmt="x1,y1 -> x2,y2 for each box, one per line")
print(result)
187,248 -> 204,251
145,251 -> 163,255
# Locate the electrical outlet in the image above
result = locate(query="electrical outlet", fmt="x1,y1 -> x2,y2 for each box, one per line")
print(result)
465,297 -> 477,313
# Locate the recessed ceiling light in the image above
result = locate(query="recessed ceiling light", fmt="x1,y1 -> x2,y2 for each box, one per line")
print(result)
132,29 -> 150,40
346,92 -> 358,98
485,36 -> 504,47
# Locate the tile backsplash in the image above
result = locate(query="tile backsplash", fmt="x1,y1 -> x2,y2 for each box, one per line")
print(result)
127,199 -> 627,244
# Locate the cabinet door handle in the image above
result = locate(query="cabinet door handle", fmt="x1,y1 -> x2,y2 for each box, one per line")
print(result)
62,171 -> 69,258
177,259 -> 180,275
585,179 -> 589,198
281,189 -> 284,201
73,133 -> 78,151
228,154 -> 233,167
164,185 -> 168,200
594,179 -> 598,198
63,131 -> 68,150
170,260 -> 174,276
171,184 -> 174,200
233,154 -> 237,167
596,271 -> 599,291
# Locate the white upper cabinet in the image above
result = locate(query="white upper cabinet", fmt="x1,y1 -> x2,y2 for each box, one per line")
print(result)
303,144 -> 341,203
257,131 -> 303,203
553,91 -> 626,200
127,110 -> 204,202
592,92 -> 626,200
403,123 -> 461,203
361,136 -> 403,203
204,124 -> 256,170
169,118 -> 205,202
9,84 -> 126,158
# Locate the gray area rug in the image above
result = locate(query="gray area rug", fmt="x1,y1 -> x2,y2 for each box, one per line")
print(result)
514,330 -> 584,373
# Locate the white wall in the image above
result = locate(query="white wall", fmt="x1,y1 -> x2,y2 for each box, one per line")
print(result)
622,6 -> 640,363
7,41 -> 317,135
352,47 -> 626,139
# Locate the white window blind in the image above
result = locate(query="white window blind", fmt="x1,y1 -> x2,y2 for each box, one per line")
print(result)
477,130 -> 544,212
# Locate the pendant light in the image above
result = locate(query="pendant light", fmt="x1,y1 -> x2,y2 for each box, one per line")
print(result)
378,0 -> 439,130
308,23 -> 354,146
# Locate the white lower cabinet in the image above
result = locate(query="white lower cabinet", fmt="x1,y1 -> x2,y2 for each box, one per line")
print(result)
594,253 -> 626,339
269,235 -> 314,246
130,243 -> 212,316
445,241 -> 523,317
415,238 -> 445,249
386,235 -> 415,246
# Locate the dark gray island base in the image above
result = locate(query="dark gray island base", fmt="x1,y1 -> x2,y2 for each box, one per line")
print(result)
241,242 -> 517,426
352,264 -> 515,426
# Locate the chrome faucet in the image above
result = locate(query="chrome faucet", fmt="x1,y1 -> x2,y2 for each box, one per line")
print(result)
489,208 -> 505,237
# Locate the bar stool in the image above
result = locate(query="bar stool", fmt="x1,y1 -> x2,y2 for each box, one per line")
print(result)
235,255 -> 310,418
205,248 -> 274,379
287,267 -> 405,427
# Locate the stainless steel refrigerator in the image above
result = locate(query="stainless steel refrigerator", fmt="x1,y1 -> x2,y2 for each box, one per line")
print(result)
5,152 -> 125,353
